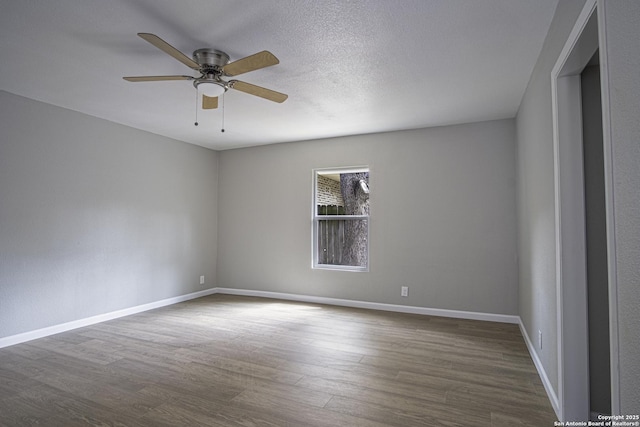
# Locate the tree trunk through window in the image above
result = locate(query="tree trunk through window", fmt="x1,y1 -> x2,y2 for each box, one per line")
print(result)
339,172 -> 369,267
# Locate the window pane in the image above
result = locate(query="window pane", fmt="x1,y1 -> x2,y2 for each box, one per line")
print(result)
317,219 -> 368,268
316,171 -> 369,215
314,167 -> 369,271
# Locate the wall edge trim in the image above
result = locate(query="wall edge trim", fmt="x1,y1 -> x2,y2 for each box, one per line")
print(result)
0,288 -> 218,349
1,285 -> 525,349
519,318 -> 561,419
214,287 -> 520,324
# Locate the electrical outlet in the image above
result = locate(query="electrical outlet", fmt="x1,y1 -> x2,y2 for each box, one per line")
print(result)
538,330 -> 542,349
200,275 -> 205,285
401,286 -> 408,297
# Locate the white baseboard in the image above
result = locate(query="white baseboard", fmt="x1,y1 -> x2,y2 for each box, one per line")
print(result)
0,288 -> 217,349
518,319 -> 560,419
0,285 -> 522,347
2,285 -> 558,419
214,287 -> 520,324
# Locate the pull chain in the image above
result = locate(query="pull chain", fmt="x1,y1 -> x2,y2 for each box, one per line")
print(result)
221,92 -> 225,133
194,90 -> 199,126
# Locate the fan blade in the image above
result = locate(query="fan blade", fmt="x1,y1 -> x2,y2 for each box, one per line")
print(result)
202,95 -> 218,109
137,33 -> 200,70
230,80 -> 288,103
123,75 -> 194,82
223,51 -> 279,77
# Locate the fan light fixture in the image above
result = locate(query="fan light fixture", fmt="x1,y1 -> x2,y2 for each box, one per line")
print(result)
123,33 -> 288,109
197,81 -> 226,97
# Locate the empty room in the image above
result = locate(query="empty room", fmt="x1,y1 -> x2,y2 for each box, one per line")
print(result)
1,0 -> 638,425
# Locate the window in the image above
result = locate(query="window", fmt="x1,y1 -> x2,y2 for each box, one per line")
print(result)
313,167 -> 370,271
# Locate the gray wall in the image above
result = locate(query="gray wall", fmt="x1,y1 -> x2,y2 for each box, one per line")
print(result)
0,91 -> 219,339
515,0 -> 587,396
517,0 -> 640,413
217,120 -> 518,315
599,0 -> 640,413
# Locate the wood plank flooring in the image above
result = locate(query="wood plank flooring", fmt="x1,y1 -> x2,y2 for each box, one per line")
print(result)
0,294 -> 557,426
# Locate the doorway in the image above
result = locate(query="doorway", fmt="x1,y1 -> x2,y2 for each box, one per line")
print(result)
581,50 -> 611,419
550,0 -> 615,421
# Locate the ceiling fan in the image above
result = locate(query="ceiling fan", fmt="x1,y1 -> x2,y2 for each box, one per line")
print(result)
123,33 -> 287,110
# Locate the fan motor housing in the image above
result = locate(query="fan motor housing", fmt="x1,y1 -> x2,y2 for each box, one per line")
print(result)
193,48 -> 230,69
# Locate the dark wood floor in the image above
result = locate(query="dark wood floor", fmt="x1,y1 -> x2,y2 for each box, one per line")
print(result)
0,294 -> 557,426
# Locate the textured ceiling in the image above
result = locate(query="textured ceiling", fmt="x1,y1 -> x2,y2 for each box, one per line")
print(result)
0,0 -> 559,150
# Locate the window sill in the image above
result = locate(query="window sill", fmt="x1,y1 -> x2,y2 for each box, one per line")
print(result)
313,264 -> 368,273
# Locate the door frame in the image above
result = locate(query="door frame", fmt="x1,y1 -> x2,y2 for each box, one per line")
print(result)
551,0 -> 620,419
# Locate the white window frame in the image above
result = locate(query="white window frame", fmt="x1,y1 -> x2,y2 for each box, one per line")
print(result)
312,166 -> 370,272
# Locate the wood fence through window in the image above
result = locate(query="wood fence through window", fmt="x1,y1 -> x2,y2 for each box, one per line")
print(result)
317,205 -> 345,265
